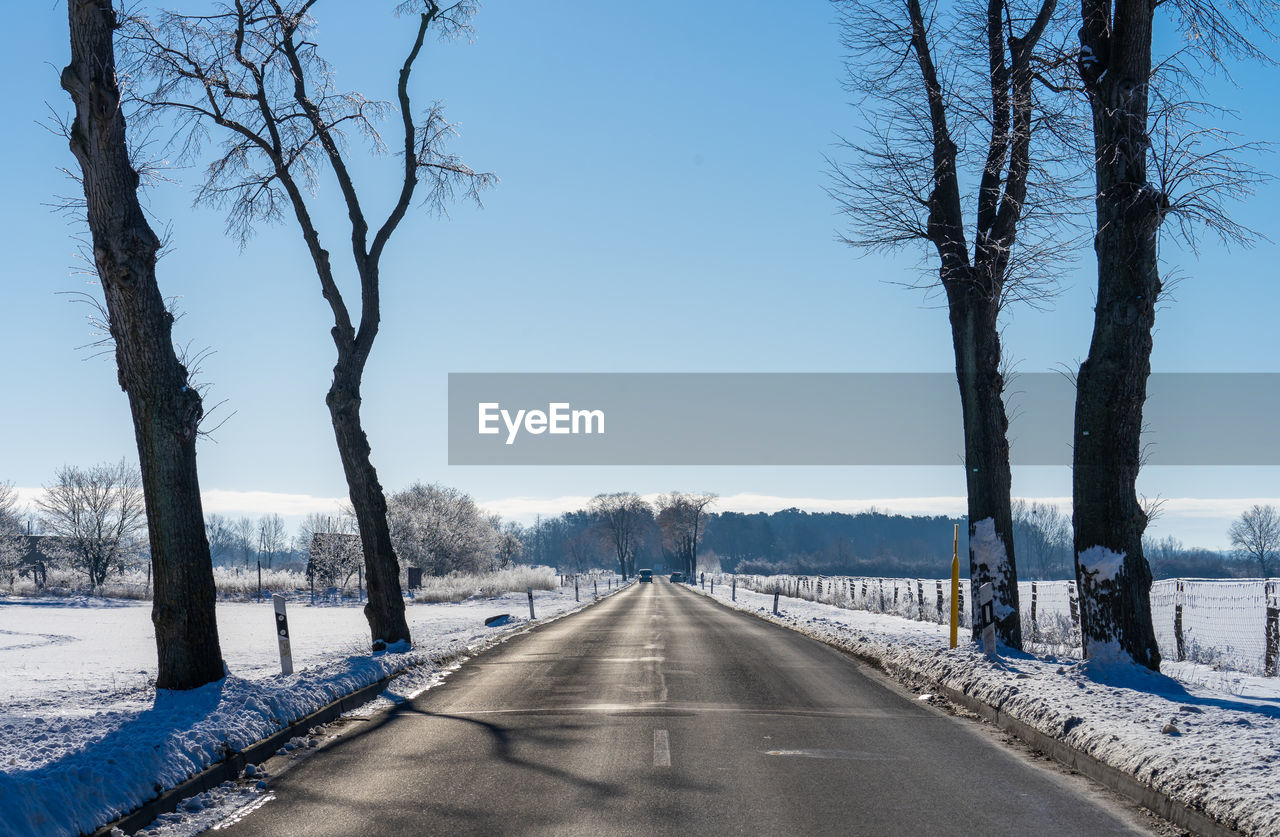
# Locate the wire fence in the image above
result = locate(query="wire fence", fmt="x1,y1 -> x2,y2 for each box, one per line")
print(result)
728,573 -> 1280,677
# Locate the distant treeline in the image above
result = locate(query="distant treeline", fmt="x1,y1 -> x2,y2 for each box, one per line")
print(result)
520,502 -> 1253,580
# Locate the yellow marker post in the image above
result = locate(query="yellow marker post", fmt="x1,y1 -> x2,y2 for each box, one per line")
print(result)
949,524 -> 960,649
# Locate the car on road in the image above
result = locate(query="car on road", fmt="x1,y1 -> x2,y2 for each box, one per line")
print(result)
669,572 -> 684,583
638,569 -> 654,583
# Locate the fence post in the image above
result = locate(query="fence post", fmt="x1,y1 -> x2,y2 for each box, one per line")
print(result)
936,580 -> 944,621
916,580 -> 925,621
1068,580 -> 1080,653
527,587 -> 536,619
257,559 -> 262,602
1265,581 -> 1278,677
1174,580 -> 1187,662
949,524 -> 960,647
773,586 -> 781,615
1030,581 -> 1038,643
272,594 -> 293,675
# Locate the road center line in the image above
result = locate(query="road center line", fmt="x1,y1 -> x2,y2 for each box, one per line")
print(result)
653,729 -> 671,767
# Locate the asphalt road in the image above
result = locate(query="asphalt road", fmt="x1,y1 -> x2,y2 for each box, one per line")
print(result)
213,580 -> 1161,836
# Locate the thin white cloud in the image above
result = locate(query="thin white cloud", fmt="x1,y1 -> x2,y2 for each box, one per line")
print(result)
11,486 -> 348,521
475,495 -> 598,520
1150,497 -> 1280,517
200,489 -> 349,517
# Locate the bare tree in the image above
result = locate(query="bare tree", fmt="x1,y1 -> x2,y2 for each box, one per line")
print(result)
37,462 -> 147,588
128,1 -> 493,651
829,0 -> 1082,648
1072,0 -> 1277,667
589,493 -> 651,580
233,515 -> 257,569
1228,505 -> 1280,577
0,482 -> 20,528
563,527 -> 598,574
60,0 -> 225,690
256,513 -> 287,569
1011,499 -> 1072,578
655,492 -> 717,580
299,511 -> 362,587
494,519 -> 523,569
0,482 -> 25,584
204,513 -> 236,564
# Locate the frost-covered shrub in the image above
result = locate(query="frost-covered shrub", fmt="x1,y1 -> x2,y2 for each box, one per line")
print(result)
408,565 -> 558,603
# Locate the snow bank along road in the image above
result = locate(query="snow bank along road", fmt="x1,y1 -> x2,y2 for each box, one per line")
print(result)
213,580 -> 1166,836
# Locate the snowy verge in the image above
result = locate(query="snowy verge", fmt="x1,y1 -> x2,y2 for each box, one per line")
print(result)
691,583 -> 1280,837
0,585 -> 620,837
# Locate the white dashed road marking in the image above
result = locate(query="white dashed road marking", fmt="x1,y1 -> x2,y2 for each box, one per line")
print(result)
653,729 -> 671,767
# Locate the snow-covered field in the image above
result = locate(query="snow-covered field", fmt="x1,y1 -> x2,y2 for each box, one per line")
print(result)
694,582 -> 1280,837
0,586 -> 609,837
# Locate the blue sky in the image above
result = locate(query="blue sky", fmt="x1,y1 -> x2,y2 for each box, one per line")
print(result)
2,1 -> 1279,548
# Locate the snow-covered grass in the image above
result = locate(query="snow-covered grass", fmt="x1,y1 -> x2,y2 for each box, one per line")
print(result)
3,564 -> 570,604
209,566 -> 314,600
409,565 -> 560,602
696,582 -> 1280,837
0,580 -> 617,837
2,566 -> 154,600
736,573 -> 1279,676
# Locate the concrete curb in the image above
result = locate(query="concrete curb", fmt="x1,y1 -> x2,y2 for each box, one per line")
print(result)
88,584 -> 630,837
696,588 -> 1243,837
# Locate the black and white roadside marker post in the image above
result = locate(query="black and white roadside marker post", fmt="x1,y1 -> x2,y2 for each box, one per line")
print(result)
977,582 -> 997,657
527,587 -> 536,619
731,574 -> 736,601
773,585 -> 781,615
272,593 -> 293,675
594,577 -> 598,599
574,575 -> 579,602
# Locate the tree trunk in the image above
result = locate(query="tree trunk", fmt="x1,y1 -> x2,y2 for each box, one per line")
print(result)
1073,0 -> 1162,669
327,367 -> 410,650
945,274 -> 1022,649
62,0 -> 225,690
